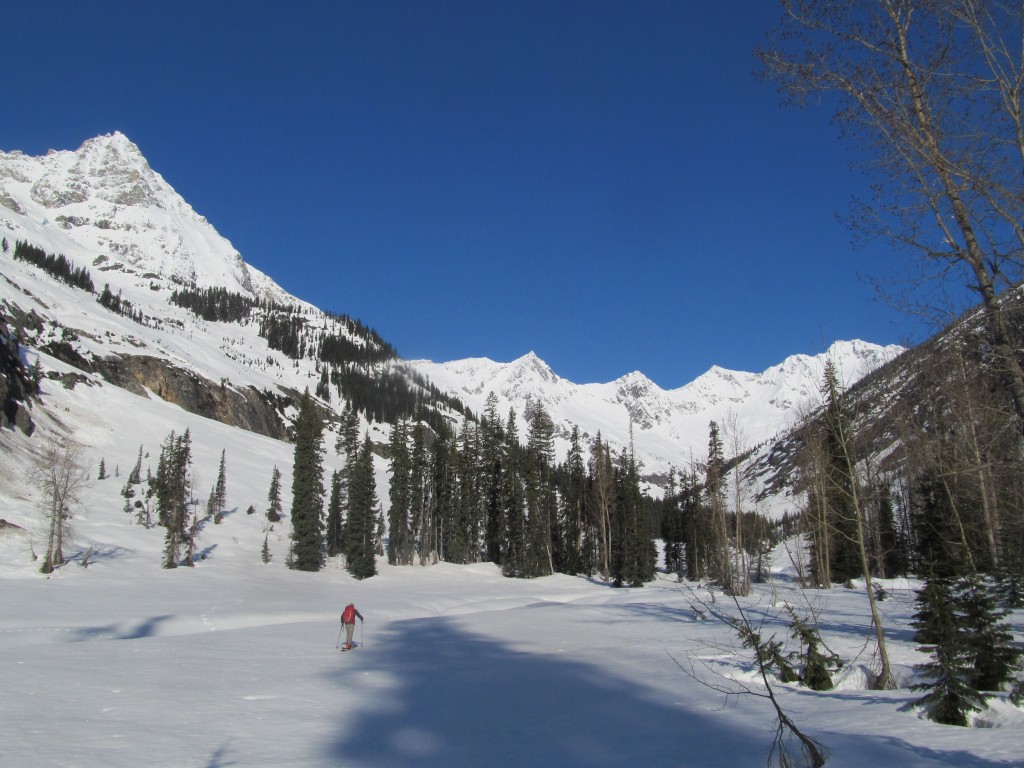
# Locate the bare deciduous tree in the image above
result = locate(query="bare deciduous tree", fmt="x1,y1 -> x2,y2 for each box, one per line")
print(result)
760,0 -> 1024,432
31,434 -> 90,574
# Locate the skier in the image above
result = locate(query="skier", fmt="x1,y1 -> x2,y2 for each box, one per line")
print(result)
340,603 -> 364,650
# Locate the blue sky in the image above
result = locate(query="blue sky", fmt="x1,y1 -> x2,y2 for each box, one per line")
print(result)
5,1 -> 918,387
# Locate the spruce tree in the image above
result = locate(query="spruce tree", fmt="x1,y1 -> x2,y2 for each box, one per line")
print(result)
267,465 -> 283,523
128,445 -> 143,486
587,433 -> 617,579
409,412 -> 432,565
620,448 -> 655,587
911,575 -> 987,726
818,362 -> 860,584
786,606 -> 840,691
454,419 -> 483,564
957,575 -> 1019,693
346,434 -> 378,579
334,401 -> 360,553
704,421 -> 729,586
156,429 -> 192,569
481,393 -> 505,565
387,420 -> 413,565
523,404 -> 555,577
501,410 -> 526,577
326,469 -> 344,558
209,450 -> 227,523
559,426 -> 587,575
288,391 -> 325,571
433,426 -> 456,563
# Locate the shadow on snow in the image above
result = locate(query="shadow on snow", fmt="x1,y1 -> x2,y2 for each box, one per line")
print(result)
322,617 -> 761,768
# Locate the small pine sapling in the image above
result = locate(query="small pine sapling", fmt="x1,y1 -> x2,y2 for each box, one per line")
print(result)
785,605 -> 841,692
732,617 -> 800,684
910,576 -> 988,726
957,576 -> 1020,693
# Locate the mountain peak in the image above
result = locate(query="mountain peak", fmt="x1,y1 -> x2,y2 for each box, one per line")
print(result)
0,133 -> 295,305
79,131 -> 145,158
511,351 -> 557,381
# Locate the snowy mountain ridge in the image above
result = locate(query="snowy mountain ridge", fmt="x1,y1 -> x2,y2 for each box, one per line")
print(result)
411,338 -> 903,485
0,132 -> 902,497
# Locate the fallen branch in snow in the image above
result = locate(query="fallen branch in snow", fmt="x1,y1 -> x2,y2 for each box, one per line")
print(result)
672,583 -> 827,767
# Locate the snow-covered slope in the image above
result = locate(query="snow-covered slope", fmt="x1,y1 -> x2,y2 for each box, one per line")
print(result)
0,132 -> 292,304
411,340 -> 903,486
3,134 -> 1021,767
1,132 -> 901,501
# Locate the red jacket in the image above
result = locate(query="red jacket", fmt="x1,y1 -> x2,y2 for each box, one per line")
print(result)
341,604 -> 360,624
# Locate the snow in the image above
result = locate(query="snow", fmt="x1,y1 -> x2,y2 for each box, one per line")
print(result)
3,508 -> 1023,766
1,133 -> 1021,767
410,340 -> 904,495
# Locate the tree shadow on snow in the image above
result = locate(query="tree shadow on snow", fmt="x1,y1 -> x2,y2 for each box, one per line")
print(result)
70,614 -> 174,641
322,618 -> 763,768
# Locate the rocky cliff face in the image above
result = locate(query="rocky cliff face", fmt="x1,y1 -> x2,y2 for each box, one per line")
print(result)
0,314 -> 37,435
91,354 -> 290,441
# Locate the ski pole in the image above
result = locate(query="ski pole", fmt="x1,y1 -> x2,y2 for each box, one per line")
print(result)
336,624 -> 342,649
360,619 -> 364,648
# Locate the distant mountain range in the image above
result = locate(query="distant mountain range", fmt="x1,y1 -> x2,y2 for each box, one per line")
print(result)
411,339 -> 902,489
0,132 -> 903,503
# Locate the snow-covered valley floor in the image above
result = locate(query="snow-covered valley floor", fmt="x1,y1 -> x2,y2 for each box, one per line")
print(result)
2,514 -> 1022,767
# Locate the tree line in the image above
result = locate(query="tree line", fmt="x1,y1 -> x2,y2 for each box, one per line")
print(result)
11,240 -> 94,293
286,390 -> 658,585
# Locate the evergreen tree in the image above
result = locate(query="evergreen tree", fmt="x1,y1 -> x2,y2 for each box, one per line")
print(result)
559,426 -> 587,575
387,419 -> 414,565
661,469 -> 685,578
481,393 -> 505,565
620,447 -> 655,587
333,400 -> 360,554
785,606 -> 840,691
523,404 -> 556,577
501,410 -> 527,577
267,465 -> 283,523
98,458 -> 107,480
818,361 -> 861,584
409,411 -> 432,565
587,433 -> 616,579
910,468 -> 974,578
957,575 -> 1020,692
326,469 -> 345,557
154,429 -> 192,569
911,575 -> 987,726
288,391 -> 325,571
127,445 -> 143,486
704,421 -> 730,586
430,423 -> 458,562
875,482 -> 907,578
208,450 -> 227,523
680,466 -> 705,582
346,434 -> 378,579
452,419 -> 482,564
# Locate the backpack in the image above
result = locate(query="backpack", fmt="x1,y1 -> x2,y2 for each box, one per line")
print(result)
341,605 -> 356,624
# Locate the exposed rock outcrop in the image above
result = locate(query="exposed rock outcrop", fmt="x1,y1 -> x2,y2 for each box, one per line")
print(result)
94,354 -> 291,441
0,314 -> 37,435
